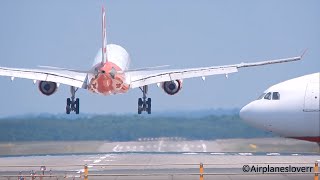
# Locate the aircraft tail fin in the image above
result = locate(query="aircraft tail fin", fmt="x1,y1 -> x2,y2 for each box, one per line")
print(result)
101,6 -> 108,63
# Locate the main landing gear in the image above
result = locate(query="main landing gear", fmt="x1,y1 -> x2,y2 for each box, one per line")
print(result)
66,86 -> 80,114
138,85 -> 151,114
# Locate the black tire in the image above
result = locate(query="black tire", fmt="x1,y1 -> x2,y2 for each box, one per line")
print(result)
138,98 -> 143,106
67,98 -> 71,106
66,106 -> 71,114
138,98 -> 143,114
75,98 -> 80,114
66,98 -> 71,114
147,98 -> 151,114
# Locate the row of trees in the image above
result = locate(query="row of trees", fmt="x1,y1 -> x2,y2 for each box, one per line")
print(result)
0,114 -> 272,141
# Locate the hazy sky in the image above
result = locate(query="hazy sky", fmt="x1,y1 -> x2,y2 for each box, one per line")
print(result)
0,0 -> 319,116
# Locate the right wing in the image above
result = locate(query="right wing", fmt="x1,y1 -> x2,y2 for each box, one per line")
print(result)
0,66 -> 88,88
127,55 -> 302,89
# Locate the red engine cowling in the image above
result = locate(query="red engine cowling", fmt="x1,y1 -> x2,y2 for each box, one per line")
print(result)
38,81 -> 58,96
161,80 -> 182,95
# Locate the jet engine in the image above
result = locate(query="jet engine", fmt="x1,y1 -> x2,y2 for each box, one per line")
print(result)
161,80 -> 182,95
38,81 -> 58,96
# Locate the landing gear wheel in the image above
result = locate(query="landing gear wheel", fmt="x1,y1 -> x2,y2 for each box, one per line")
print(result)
66,86 -> 80,114
138,86 -> 152,114
75,98 -> 80,114
147,98 -> 151,114
66,98 -> 71,114
138,98 -> 143,114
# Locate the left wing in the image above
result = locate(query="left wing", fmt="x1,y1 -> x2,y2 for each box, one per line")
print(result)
0,67 -> 88,88
126,56 -> 302,89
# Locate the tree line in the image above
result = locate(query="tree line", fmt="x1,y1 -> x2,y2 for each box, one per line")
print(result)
0,114 -> 272,141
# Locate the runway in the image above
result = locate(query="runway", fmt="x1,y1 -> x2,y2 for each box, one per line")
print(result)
1,137 -> 319,156
0,152 -> 318,180
0,138 -> 319,179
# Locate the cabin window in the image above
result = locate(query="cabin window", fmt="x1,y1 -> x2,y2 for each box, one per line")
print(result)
264,92 -> 271,100
272,92 -> 280,100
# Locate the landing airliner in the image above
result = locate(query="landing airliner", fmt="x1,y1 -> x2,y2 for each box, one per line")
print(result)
240,73 -> 320,143
0,7 -> 302,114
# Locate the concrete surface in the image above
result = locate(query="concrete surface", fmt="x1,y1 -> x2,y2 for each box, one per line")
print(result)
0,138 -> 319,156
0,138 -> 319,179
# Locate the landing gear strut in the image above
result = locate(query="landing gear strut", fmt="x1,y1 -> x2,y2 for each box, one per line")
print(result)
66,86 -> 80,114
138,85 -> 151,114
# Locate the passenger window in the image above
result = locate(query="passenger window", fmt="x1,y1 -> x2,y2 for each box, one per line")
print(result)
264,92 -> 271,100
257,93 -> 266,100
272,92 -> 280,100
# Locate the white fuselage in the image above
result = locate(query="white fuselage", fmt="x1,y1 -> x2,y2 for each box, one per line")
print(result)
240,73 -> 320,142
92,44 -> 131,71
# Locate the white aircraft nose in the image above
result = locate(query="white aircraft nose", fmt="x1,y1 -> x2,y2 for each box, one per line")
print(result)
239,102 -> 256,124
240,104 -> 250,121
240,101 -> 269,130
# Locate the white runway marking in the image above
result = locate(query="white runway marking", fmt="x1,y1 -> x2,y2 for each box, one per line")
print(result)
210,152 -> 225,155
202,143 -> 207,152
112,144 -> 120,152
238,153 -> 253,156
77,154 -> 118,174
291,154 -> 299,156
89,156 -> 99,159
76,169 -> 84,173
266,153 -> 280,156
93,159 -> 101,163
182,152 -> 198,155
158,140 -> 163,151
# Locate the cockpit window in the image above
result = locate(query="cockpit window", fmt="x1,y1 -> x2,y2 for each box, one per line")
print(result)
257,93 -> 266,100
264,92 -> 271,100
272,92 -> 280,100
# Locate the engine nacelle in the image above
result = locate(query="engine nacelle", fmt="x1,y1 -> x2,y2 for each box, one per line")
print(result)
161,80 -> 182,95
38,81 -> 58,96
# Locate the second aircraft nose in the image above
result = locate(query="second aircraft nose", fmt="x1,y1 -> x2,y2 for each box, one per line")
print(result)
239,103 -> 251,122
239,102 -> 260,125
239,101 -> 270,131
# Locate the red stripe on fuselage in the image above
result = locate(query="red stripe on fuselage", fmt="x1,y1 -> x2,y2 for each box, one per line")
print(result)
290,137 -> 320,143
88,62 -> 129,95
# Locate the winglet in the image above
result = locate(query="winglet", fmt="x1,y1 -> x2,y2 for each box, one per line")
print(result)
101,5 -> 108,64
300,48 -> 308,59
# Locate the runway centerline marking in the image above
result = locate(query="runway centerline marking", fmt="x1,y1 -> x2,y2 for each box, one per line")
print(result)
202,143 -> 207,152
112,144 -> 120,152
158,140 -> 163,152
